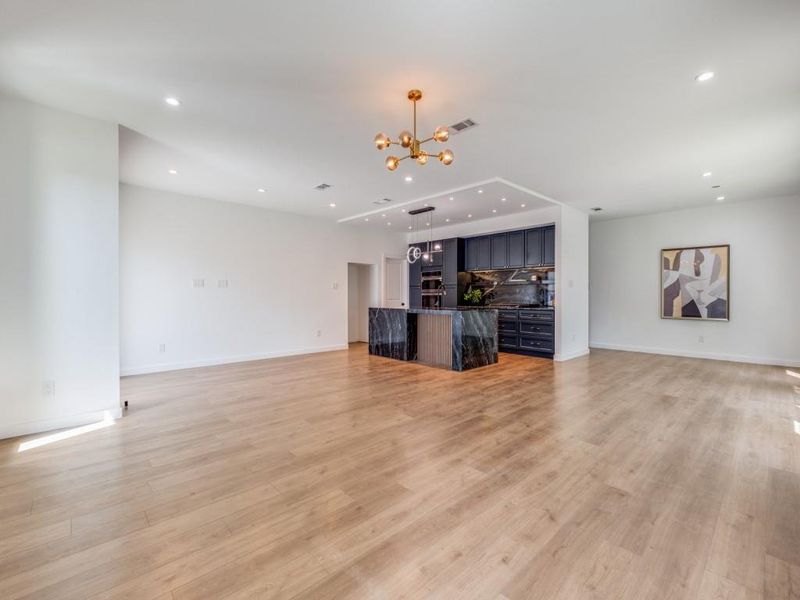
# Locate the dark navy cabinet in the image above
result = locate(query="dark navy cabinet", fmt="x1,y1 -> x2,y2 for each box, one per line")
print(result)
443,238 -> 464,285
497,308 -> 554,356
465,236 -> 491,271
490,234 -> 507,269
508,231 -> 525,268
409,286 -> 422,308
525,228 -> 544,267
543,225 -> 555,266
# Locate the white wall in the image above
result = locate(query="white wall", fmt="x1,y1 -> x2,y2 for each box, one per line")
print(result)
590,195 -> 800,366
0,94 -> 120,439
555,205 -> 590,361
120,184 -> 405,375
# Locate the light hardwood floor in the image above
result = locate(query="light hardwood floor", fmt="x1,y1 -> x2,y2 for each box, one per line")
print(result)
1,345 -> 799,599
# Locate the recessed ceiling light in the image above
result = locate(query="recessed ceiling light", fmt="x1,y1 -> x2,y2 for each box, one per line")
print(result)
445,218 -> 450,222
501,197 -> 507,202
492,209 -> 497,213
449,196 -> 453,201
404,175 -> 413,183
716,196 -> 725,201
329,202 -> 336,208
702,172 -> 712,177
520,203 -> 526,208
257,188 -> 266,193
387,222 -> 392,226
381,214 -> 386,218
165,97 -> 181,107
477,189 -> 483,194
408,226 -> 413,230
425,222 -> 430,226
423,203 -> 428,207
695,71 -> 715,82
168,169 -> 178,175
401,208 -> 406,213
467,214 -> 472,218
364,218 -> 369,222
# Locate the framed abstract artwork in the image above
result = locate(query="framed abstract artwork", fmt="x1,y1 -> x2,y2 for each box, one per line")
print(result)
661,245 -> 729,321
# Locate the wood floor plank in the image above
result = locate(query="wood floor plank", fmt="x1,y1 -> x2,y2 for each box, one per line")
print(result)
0,345 -> 797,599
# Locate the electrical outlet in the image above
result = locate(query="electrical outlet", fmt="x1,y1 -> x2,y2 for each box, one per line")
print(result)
332,282 -> 339,290
316,330 -> 322,337
159,343 -> 166,353
42,380 -> 55,396
192,278 -> 205,288
698,335 -> 704,343
218,279 -> 228,288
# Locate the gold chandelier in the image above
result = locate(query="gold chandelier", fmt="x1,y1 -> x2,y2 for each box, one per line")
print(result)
374,89 -> 454,171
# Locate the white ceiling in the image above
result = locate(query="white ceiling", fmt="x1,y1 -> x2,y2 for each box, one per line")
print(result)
339,179 -> 556,232
1,0 -> 799,222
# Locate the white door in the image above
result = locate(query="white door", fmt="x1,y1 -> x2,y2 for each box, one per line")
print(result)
384,257 -> 407,308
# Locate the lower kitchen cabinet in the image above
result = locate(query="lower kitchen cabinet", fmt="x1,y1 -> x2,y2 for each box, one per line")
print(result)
496,309 -> 555,357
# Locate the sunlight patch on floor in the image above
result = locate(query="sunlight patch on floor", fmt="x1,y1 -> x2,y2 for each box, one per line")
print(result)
18,411 -> 116,452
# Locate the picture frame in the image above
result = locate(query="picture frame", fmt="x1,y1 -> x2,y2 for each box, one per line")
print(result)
661,244 -> 729,321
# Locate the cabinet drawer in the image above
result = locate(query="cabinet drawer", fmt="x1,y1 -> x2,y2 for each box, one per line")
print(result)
518,336 -> 553,352
499,333 -> 518,349
498,319 -> 517,333
519,322 -> 553,337
518,309 -> 554,322
498,309 -> 518,320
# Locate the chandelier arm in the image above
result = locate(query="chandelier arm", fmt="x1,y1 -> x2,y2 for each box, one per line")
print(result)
418,136 -> 435,144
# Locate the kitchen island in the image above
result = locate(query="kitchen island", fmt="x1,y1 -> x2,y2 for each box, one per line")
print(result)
368,307 -> 498,371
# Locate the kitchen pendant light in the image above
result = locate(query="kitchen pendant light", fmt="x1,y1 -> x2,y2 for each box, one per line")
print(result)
375,90 -> 454,171
406,206 -> 441,264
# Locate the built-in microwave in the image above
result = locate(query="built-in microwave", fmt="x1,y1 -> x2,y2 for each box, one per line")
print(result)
420,270 -> 444,308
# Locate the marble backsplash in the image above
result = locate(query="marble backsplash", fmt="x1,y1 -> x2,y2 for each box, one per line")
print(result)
460,268 -> 555,306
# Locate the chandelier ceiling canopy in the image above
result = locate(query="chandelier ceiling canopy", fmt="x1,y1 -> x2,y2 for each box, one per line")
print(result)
374,90 -> 454,171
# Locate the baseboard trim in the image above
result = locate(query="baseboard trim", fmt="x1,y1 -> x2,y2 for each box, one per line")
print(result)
121,344 -> 350,376
1,406 -> 123,441
589,341 -> 800,368
554,347 -> 591,362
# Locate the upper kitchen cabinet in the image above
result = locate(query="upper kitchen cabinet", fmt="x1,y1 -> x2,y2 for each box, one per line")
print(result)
542,225 -> 555,266
465,236 -> 491,271
525,228 -> 544,267
508,230 -> 525,268
525,225 -> 555,267
443,238 -> 464,285
490,233 -> 508,269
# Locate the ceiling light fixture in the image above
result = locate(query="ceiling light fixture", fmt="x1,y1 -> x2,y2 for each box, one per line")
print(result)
477,189 -> 483,194
492,209 -> 497,213
165,97 -> 181,107
364,218 -> 369,222
445,218 -> 450,222
406,206 -> 440,264
467,213 -> 472,218
716,196 -> 725,201
329,203 -> 336,207
702,172 -> 712,177
501,197 -> 507,202
257,188 -> 266,193
449,196 -> 454,201
404,175 -> 413,183
520,203 -> 526,208
374,89 -> 454,171
695,71 -> 715,82
168,169 -> 178,175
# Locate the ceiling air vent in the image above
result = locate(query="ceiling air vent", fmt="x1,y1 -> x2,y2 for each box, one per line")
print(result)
315,183 -> 332,190
372,198 -> 392,205
449,118 -> 478,134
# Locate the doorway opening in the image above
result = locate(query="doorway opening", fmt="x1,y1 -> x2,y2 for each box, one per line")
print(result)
347,263 -> 375,344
